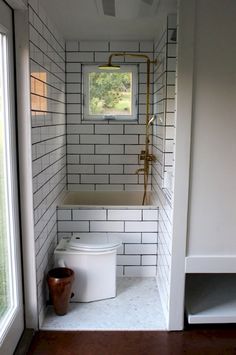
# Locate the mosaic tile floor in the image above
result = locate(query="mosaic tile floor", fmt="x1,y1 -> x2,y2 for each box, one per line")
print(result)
41,277 -> 166,331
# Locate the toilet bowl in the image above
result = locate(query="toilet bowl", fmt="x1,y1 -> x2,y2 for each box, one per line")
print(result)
54,234 -> 122,302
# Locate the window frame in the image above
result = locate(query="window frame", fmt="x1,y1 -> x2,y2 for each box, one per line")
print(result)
82,64 -> 138,121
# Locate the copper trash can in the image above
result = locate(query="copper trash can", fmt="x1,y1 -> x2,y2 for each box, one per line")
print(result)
47,267 -> 74,316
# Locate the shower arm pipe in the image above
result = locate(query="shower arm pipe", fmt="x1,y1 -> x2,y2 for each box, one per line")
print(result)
107,52 -> 157,204
107,52 -> 155,64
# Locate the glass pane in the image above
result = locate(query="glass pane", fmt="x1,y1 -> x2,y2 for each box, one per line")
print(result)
89,72 -> 132,116
0,33 -> 14,329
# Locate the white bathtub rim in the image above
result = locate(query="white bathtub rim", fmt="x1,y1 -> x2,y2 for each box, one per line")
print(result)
59,204 -> 159,209
59,191 -> 159,209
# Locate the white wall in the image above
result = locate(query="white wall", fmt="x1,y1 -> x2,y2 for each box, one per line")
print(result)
167,0 -> 195,329
187,0 -> 236,259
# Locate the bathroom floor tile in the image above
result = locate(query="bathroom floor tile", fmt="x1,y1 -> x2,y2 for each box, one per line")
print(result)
41,277 -> 166,330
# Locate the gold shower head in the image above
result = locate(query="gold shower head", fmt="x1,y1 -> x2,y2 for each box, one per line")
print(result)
98,63 -> 121,70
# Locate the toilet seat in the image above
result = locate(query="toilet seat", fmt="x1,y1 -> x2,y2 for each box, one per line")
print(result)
67,234 -> 121,252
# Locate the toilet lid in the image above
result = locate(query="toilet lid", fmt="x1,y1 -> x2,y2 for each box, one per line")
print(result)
68,234 -> 121,251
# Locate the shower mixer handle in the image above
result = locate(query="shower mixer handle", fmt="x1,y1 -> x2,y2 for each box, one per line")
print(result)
139,150 -> 146,160
146,154 -> 156,162
139,150 -> 156,162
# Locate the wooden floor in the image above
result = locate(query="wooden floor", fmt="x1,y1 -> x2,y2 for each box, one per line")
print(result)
27,326 -> 236,355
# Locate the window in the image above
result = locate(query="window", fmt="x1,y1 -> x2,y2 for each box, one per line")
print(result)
83,65 -> 138,121
0,11 -> 23,351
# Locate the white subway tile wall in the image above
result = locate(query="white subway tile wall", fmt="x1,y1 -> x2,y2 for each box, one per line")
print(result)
65,40 -> 154,191
28,0 -> 174,323
57,207 -> 159,276
152,16 -> 177,200
29,0 -> 66,326
152,15 -> 177,317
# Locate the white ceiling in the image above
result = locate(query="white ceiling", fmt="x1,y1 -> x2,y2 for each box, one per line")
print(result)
39,0 -> 177,40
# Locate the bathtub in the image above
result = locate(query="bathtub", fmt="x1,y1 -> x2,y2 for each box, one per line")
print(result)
57,191 -> 159,277
61,191 -> 153,207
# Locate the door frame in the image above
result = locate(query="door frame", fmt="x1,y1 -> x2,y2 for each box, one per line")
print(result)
6,0 -> 38,330
167,0 -> 196,330
8,0 -> 197,334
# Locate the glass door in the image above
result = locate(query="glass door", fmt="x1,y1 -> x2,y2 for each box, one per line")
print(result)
0,1 -> 24,354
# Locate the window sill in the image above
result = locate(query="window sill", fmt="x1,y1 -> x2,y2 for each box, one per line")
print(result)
82,116 -> 138,123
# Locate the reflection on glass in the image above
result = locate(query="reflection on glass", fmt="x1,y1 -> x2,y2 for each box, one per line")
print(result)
31,72 -> 47,113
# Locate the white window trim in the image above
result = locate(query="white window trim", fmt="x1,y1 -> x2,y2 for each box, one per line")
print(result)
82,64 -> 138,121
14,9 -> 38,329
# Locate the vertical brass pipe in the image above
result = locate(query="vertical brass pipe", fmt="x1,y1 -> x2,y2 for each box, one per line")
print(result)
101,53 -> 156,205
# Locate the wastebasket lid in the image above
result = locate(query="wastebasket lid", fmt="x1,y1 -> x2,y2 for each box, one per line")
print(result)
67,234 -> 122,251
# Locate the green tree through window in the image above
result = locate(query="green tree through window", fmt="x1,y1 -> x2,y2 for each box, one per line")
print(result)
89,72 -> 132,115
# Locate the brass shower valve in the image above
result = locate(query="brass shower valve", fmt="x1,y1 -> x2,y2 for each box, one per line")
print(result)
139,150 -> 146,160
147,154 -> 156,162
139,150 -> 156,162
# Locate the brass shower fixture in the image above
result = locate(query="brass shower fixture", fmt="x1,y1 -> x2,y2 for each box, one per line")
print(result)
99,52 -> 157,205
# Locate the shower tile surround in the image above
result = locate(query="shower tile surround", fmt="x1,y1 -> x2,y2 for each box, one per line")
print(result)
57,206 -> 159,277
27,0 -> 177,327
66,40 -> 154,192
152,15 -> 177,319
152,16 -> 176,199
63,40 -> 159,277
29,0 -> 66,326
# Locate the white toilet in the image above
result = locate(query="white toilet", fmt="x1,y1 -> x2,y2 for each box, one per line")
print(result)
54,234 -> 122,302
